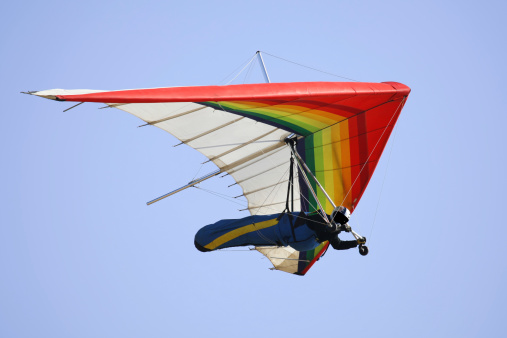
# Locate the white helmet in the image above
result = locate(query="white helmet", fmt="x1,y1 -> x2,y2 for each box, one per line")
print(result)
331,206 -> 351,225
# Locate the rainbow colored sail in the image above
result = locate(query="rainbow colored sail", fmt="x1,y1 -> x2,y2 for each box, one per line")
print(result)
32,81 -> 410,275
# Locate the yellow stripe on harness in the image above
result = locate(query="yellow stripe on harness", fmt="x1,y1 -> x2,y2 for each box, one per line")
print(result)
204,218 -> 279,250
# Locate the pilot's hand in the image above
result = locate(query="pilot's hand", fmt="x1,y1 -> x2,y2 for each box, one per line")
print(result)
341,223 -> 351,232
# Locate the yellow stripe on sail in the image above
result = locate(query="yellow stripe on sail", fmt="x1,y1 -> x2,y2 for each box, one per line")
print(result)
204,218 -> 279,250
322,128 -> 335,214
339,121 -> 352,209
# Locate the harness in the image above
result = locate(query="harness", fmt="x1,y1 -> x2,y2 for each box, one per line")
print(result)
277,139 -> 306,242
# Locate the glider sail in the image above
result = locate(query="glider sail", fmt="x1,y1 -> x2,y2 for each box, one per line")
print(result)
256,242 -> 329,275
33,81 -> 410,275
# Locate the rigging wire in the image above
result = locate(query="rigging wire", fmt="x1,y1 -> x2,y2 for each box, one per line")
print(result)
259,51 -> 359,82
194,167 -> 337,239
243,56 -> 256,84
222,50 -> 359,86
196,181 -> 319,225
252,165 -> 290,216
339,97 -> 407,208
195,153 -> 337,249
190,141 -> 351,232
250,165 -> 292,245
224,54 -> 257,85
214,248 -> 254,252
194,186 -> 246,207
368,120 -> 400,244
196,183 -> 329,226
248,151 -> 335,234
190,162 -> 205,182
220,54 -> 258,85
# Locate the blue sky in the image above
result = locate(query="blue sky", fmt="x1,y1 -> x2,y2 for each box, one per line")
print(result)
2,1 -> 506,337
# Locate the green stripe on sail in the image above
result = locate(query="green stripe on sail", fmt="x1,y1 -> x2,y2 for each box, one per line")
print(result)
304,135 -> 317,212
313,131 -> 326,210
203,101 -> 318,136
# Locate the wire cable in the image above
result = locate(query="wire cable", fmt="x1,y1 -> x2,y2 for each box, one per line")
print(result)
339,97 -> 407,208
219,54 -> 257,85
368,119 -> 401,244
260,51 -> 359,82
224,54 -> 257,85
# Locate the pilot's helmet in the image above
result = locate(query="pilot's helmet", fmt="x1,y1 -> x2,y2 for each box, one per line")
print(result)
331,206 -> 351,225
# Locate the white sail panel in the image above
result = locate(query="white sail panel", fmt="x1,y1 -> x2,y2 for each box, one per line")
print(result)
110,102 -> 297,215
31,87 -> 297,215
255,246 -> 303,274
226,145 -> 300,214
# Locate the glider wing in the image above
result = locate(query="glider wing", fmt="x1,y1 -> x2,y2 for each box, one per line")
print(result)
33,81 -> 410,275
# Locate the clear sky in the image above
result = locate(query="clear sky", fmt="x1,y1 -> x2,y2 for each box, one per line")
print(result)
2,1 -> 506,337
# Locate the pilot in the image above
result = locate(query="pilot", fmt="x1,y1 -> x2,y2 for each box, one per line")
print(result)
194,206 -> 365,253
305,206 -> 363,250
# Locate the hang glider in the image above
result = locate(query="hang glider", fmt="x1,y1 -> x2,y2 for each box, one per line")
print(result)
30,80 -> 410,275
